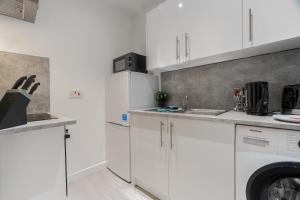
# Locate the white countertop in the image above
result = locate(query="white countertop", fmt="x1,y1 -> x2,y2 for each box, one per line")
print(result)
129,110 -> 300,131
0,117 -> 76,135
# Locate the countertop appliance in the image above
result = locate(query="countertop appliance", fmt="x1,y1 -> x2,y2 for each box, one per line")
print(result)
246,81 -> 269,116
113,53 -> 147,74
281,84 -> 300,115
105,71 -> 158,182
236,125 -> 300,200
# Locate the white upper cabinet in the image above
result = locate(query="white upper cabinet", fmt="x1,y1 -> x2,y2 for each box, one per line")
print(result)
181,0 -> 242,60
146,0 -> 242,70
147,0 -> 181,70
243,0 -> 300,47
147,0 -> 300,71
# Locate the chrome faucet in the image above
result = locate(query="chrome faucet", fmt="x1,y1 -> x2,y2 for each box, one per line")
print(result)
182,96 -> 189,111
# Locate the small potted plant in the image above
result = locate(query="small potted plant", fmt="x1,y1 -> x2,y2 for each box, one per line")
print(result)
154,91 -> 169,108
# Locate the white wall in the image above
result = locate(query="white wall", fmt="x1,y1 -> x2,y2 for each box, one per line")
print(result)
0,0 -> 135,176
132,12 -> 147,55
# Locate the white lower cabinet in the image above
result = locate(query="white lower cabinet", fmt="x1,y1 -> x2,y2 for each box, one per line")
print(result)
0,127 -> 67,200
168,118 -> 235,200
131,115 -> 169,199
131,114 -> 235,200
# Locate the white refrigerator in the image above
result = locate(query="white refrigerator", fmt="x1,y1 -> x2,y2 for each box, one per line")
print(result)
105,71 -> 158,182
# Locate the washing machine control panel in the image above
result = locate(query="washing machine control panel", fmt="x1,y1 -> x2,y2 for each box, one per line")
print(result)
236,125 -> 300,159
280,132 -> 300,159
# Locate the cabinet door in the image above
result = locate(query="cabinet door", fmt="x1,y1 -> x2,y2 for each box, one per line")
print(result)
168,118 -> 235,200
131,114 -> 169,198
181,0 -> 242,60
243,0 -> 300,47
106,123 -> 131,182
0,127 -> 66,200
146,0 -> 181,70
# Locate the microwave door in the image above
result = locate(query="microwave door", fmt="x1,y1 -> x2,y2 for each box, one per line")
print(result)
114,58 -> 127,73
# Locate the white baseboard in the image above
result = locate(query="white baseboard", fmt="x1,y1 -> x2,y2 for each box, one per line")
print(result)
68,161 -> 107,183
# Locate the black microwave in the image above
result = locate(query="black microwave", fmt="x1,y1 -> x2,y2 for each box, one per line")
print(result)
113,53 -> 147,73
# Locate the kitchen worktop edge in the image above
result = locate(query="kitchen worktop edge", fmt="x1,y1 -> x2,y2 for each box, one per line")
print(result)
129,110 -> 300,131
0,117 -> 76,135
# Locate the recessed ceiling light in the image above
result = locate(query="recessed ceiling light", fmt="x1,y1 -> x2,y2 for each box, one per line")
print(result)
178,3 -> 183,8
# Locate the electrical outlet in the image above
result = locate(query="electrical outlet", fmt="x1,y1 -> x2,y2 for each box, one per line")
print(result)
70,90 -> 83,99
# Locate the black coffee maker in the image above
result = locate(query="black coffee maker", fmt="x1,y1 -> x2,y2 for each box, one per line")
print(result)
281,84 -> 300,115
246,82 -> 269,116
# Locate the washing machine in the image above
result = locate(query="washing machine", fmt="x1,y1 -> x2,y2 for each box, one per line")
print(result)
236,125 -> 300,200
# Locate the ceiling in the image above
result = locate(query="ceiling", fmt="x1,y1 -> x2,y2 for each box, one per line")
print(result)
103,0 -> 165,16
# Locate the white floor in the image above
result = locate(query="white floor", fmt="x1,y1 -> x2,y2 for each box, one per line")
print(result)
68,169 -> 156,200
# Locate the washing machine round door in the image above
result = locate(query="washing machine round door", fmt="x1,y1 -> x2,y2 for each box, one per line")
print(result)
246,162 -> 300,200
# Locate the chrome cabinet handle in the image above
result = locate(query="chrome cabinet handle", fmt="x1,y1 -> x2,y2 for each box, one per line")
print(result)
249,9 -> 254,43
249,129 -> 262,133
243,136 -> 270,147
170,122 -> 174,150
176,37 -> 181,63
185,33 -> 190,60
176,37 -> 179,61
160,121 -> 164,147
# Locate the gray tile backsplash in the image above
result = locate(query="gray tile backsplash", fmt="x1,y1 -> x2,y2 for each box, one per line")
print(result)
161,48 -> 300,112
0,51 -> 50,114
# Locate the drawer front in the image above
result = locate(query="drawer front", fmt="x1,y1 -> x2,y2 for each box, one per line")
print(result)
236,125 -> 279,154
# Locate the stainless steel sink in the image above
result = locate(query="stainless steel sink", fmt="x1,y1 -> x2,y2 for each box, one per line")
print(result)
184,109 -> 226,116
